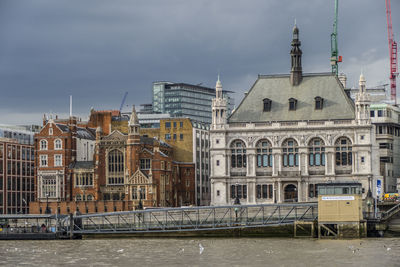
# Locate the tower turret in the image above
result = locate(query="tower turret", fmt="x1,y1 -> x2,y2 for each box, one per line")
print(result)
290,23 -> 303,86
212,75 -> 227,129
355,72 -> 371,124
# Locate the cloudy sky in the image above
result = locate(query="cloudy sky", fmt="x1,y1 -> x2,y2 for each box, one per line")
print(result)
0,0 -> 399,125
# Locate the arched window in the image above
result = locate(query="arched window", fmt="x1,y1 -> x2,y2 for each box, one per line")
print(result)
108,149 -> 124,184
282,139 -> 299,167
335,137 -> 352,166
87,194 -> 93,201
308,138 -> 325,166
54,139 -> 62,150
256,140 -> 273,167
76,194 -> 82,201
40,140 -> 48,150
231,140 -> 246,168
263,98 -> 272,112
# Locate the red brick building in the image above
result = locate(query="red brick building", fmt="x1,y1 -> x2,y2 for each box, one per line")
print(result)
30,107 -> 195,214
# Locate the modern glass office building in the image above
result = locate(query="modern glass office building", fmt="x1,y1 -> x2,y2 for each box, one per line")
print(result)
152,82 -> 234,124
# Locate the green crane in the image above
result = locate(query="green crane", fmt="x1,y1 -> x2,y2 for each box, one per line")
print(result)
330,0 -> 341,75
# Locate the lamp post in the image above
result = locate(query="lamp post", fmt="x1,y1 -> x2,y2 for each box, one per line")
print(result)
45,193 -> 51,214
234,183 -> 240,222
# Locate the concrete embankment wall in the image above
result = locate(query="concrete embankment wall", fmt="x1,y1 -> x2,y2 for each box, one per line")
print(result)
82,225 -> 298,239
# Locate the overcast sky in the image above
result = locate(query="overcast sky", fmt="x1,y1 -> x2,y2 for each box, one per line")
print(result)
0,0 -> 399,125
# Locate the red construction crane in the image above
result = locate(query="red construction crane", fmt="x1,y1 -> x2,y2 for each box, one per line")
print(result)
386,0 -> 398,103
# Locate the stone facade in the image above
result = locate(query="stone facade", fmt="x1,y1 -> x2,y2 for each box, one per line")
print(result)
210,26 -> 381,206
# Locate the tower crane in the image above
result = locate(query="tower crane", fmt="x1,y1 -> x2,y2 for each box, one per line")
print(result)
330,0 -> 342,76
385,0 -> 398,104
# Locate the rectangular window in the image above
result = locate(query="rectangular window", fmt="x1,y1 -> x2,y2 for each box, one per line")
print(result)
165,122 -> 171,128
40,155 -> 48,167
140,159 -> 151,169
180,122 -> 183,128
173,134 -> 177,140
180,134 -> 183,140
370,110 -> 375,117
262,185 -> 268,198
378,110 -> 383,117
216,160 -> 220,166
173,122 -> 177,128
256,185 -> 261,199
165,134 -> 171,140
54,154 -> 62,167
231,185 -> 235,198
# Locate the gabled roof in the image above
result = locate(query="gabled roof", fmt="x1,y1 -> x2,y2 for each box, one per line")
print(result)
229,73 -> 355,122
102,130 -> 128,141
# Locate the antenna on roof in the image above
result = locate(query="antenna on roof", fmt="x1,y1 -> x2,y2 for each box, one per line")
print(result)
70,95 -> 72,117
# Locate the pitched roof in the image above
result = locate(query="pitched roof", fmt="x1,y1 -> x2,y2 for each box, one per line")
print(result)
229,73 -> 355,123
55,123 -> 69,132
77,127 -> 95,140
69,161 -> 94,169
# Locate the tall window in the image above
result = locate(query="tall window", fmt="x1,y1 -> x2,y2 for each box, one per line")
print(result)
308,138 -> 325,166
132,186 -> 138,199
282,139 -> 299,167
263,98 -> 272,112
40,140 -> 48,150
54,139 -> 62,150
335,137 -> 352,166
256,140 -> 273,167
231,140 -> 246,168
230,184 -> 247,199
40,155 -> 48,167
256,184 -> 273,199
108,149 -> 124,185
41,175 -> 57,198
54,154 -> 62,167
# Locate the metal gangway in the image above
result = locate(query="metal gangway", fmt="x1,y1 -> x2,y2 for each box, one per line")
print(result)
59,203 -> 318,235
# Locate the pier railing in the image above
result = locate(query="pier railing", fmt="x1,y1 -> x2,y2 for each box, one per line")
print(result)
59,203 -> 318,234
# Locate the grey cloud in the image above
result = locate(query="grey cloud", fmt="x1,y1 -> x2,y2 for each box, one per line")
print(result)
0,0 -> 398,124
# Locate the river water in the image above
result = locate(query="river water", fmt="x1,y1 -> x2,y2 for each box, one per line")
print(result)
0,237 -> 399,266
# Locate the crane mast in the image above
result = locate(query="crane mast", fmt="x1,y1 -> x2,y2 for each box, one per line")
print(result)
386,0 -> 398,104
330,0 -> 341,76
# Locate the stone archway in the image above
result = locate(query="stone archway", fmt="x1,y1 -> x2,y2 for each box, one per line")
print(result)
284,184 -> 298,202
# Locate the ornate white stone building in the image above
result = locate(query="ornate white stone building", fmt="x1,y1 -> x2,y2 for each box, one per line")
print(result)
210,25 -> 381,205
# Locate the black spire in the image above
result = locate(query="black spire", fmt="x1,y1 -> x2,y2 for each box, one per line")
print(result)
290,24 -> 303,86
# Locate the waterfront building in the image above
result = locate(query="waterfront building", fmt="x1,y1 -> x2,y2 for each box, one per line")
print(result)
343,75 -> 400,194
210,25 -> 381,205
30,107 -> 195,214
151,81 -> 234,124
33,117 -> 96,212
141,118 -> 211,205
369,104 -> 400,193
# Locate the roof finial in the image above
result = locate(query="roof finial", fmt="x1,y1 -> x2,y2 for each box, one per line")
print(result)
294,18 -> 297,26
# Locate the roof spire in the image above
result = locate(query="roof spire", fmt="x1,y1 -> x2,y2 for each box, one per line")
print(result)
129,105 -> 139,126
216,74 -> 222,99
290,23 -> 302,86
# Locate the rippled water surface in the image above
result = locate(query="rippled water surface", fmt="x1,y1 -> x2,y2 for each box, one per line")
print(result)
1,237 -> 399,266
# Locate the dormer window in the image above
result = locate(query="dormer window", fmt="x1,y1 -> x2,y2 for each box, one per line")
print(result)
288,98 -> 297,111
315,96 -> 324,110
263,98 -> 272,112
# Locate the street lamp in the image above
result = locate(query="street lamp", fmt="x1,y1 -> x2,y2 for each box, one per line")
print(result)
234,183 -> 240,222
138,187 -> 143,210
45,193 -> 51,214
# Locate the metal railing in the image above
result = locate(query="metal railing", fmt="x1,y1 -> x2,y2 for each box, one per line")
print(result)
59,203 -> 318,234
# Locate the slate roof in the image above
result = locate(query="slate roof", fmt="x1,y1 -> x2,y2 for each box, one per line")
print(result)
56,124 -> 69,132
69,161 -> 94,169
77,127 -> 95,140
229,73 -> 355,123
